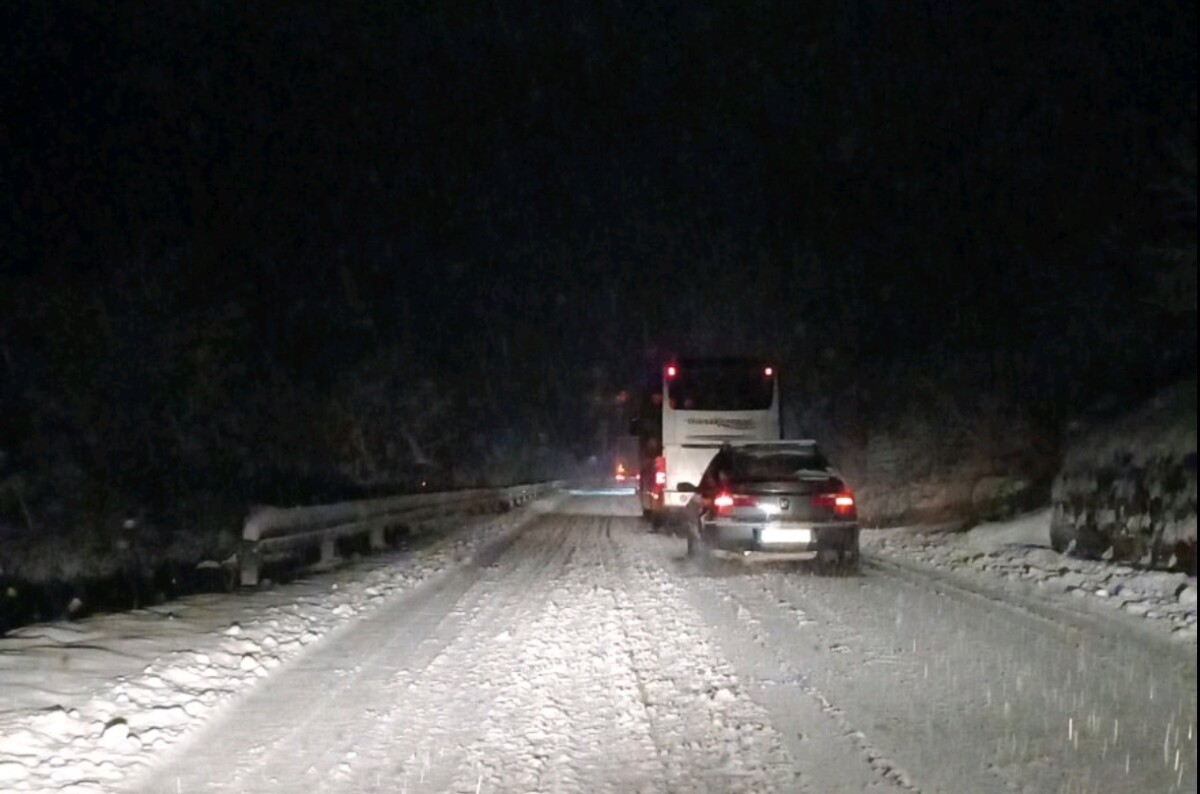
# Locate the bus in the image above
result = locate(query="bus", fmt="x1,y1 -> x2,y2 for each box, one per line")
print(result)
632,356 -> 782,527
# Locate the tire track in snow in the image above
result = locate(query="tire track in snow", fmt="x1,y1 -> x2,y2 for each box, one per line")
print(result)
131,512 -> 569,793
683,567 -> 919,793
749,562 -> 1195,793
344,513 -> 590,793
289,511 -> 577,794
605,518 -> 803,793
443,514 -> 664,794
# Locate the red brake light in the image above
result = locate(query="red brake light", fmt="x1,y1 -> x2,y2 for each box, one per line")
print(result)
665,364 -> 678,379
653,456 -> 667,489
811,491 -> 857,517
764,366 -> 774,377
713,492 -> 758,515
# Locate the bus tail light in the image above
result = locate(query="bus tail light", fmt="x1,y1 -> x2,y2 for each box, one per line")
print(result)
653,456 -> 667,490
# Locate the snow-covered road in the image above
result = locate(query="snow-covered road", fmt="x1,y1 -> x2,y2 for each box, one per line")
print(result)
3,492 -> 1196,793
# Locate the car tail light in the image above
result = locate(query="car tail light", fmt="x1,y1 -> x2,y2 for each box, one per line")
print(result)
713,492 -> 757,515
665,364 -> 678,379
764,366 -> 774,377
811,491 -> 857,518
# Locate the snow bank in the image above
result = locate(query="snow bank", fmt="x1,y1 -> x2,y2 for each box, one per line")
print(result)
864,507 -> 1198,647
963,507 -> 1052,552
0,497 -> 560,793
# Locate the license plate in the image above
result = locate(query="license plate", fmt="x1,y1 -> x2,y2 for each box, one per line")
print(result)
760,527 -> 812,545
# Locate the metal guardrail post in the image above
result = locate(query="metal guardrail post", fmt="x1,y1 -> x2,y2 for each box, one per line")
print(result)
240,538 -> 261,588
320,536 -> 337,565
369,525 -> 387,550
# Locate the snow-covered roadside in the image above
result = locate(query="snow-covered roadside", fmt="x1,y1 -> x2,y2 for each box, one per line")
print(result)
0,497 -> 561,793
862,508 -> 1198,646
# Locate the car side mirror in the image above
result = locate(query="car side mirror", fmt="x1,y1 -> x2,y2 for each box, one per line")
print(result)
677,482 -> 697,493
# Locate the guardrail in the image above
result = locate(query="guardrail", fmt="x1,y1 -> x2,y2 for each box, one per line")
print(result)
239,482 -> 561,586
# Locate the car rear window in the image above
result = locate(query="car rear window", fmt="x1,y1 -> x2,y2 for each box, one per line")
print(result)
728,452 -> 829,481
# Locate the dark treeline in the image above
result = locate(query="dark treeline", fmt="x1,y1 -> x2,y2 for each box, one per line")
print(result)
1,1 -> 1195,544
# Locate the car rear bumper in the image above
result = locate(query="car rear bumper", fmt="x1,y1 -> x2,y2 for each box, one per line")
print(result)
700,520 -> 859,554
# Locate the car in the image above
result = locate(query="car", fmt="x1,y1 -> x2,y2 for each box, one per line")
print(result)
678,440 -> 860,571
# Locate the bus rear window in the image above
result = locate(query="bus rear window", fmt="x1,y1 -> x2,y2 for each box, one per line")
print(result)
668,364 -> 774,411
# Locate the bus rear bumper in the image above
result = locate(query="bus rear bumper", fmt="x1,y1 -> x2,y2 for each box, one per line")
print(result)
662,490 -> 694,509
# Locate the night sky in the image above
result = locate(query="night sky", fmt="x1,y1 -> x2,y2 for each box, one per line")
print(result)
0,1 -> 1196,518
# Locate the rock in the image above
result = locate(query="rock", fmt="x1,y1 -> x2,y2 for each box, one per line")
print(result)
1179,585 -> 1198,607
1123,572 -> 1191,599
1057,571 -> 1089,590
1024,549 -> 1061,569
98,718 -> 129,749
711,687 -> 736,704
